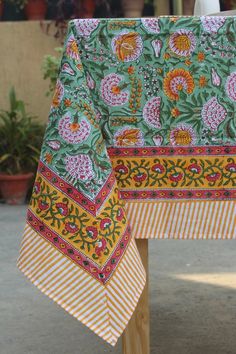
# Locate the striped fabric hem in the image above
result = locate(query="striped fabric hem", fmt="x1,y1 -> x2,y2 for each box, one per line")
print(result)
125,200 -> 236,239
16,224 -> 146,346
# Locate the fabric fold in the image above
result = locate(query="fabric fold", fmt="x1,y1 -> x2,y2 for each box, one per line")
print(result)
17,20 -> 146,346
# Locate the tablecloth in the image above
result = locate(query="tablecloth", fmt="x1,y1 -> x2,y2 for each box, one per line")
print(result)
17,16 -> 235,346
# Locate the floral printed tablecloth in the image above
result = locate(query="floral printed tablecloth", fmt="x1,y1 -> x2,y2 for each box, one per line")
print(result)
17,17 -> 236,346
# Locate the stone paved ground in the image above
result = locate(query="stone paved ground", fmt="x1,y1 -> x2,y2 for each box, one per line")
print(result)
0,204 -> 235,354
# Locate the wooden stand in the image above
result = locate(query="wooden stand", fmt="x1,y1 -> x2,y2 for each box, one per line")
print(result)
122,239 -> 150,354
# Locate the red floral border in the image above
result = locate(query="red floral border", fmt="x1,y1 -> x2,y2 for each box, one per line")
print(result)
27,209 -> 131,284
107,145 -> 236,157
120,189 -> 236,200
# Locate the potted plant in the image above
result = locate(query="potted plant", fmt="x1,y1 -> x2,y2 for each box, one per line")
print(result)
42,47 -> 63,96
6,0 -> 47,19
0,87 -> 45,205
24,0 -> 47,20
0,0 -> 3,19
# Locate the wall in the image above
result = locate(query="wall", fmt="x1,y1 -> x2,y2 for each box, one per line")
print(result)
0,21 -> 62,123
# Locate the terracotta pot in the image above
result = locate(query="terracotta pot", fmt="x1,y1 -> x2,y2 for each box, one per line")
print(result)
25,0 -> 47,20
0,2 -> 3,19
122,0 -> 144,17
76,0 -> 95,18
0,173 -> 34,205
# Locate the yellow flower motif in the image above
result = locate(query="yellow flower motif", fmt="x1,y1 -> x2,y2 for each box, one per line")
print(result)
199,76 -> 207,87
45,152 -> 53,164
52,80 -> 64,108
114,127 -> 144,147
185,59 -> 192,66
198,52 -> 205,61
164,53 -> 170,60
112,32 -> 143,62
163,68 -> 195,100
66,36 -> 80,61
171,107 -> 180,117
169,29 -> 196,57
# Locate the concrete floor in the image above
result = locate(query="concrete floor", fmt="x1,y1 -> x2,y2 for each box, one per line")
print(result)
0,204 -> 236,354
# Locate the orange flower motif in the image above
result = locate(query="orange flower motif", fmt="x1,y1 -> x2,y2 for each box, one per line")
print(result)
69,122 -> 80,132
128,66 -> 135,74
111,86 -> 121,94
66,36 -> 80,61
198,52 -> 205,61
171,107 -> 180,117
163,68 -> 195,100
114,127 -> 144,147
45,152 -> 53,164
52,80 -> 64,107
199,76 -> 207,87
185,59 -> 192,66
164,53 -> 170,60
111,32 -> 143,62
64,99 -> 72,107
77,64 -> 83,70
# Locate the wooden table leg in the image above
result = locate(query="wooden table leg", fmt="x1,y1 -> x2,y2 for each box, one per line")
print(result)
122,239 -> 150,354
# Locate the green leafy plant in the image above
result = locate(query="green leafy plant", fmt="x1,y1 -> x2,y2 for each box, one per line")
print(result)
5,0 -> 29,10
0,87 -> 45,175
42,47 -> 63,96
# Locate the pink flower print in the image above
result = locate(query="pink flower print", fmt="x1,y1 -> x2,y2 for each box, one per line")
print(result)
114,164 -> 129,174
111,31 -> 143,62
61,63 -> 75,76
65,222 -> 78,233
38,199 -> 49,211
95,238 -> 107,257
201,97 -> 227,131
225,72 -> 236,102
56,203 -> 69,216
211,68 -> 221,86
225,163 -> 236,172
200,16 -> 226,33
46,140 -> 61,151
65,154 -> 94,181
170,124 -> 196,146
151,163 -> 165,174
95,109 -> 102,122
58,113 -> 91,144
116,207 -> 125,221
86,226 -> 98,240
169,29 -> 196,57
206,172 -> 221,182
86,73 -> 95,90
100,218 -> 112,230
152,39 -> 162,57
143,97 -> 162,129
100,73 -> 129,106
141,18 -> 160,33
188,163 -> 202,174
74,19 -> 100,37
33,182 -> 41,194
169,172 -> 183,182
133,172 -> 147,182
153,134 -> 163,146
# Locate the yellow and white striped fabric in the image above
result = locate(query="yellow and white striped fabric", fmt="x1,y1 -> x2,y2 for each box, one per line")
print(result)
126,200 -> 236,240
17,224 -> 145,346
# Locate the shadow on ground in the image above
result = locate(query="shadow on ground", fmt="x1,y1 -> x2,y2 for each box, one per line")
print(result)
0,205 -> 235,354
